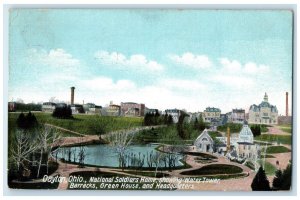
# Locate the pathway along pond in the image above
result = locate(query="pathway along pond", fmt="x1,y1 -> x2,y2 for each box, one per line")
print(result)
53,144 -> 184,168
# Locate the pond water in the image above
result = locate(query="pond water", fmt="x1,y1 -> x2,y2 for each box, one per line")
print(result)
53,144 -> 184,168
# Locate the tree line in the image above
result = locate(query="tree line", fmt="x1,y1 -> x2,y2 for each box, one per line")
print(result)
8,102 -> 42,112
251,162 -> 291,191
143,111 -> 173,126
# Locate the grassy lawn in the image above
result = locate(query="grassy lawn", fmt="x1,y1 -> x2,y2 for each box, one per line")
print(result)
245,161 -> 255,170
182,152 -> 218,159
261,154 -> 275,158
180,164 -> 243,175
9,112 -> 144,136
258,160 -> 277,175
279,125 -> 292,134
133,125 -> 186,145
255,134 -> 291,145
266,146 -> 291,154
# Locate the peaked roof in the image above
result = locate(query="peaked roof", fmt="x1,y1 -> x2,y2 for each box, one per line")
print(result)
195,129 -> 214,143
239,124 -> 253,137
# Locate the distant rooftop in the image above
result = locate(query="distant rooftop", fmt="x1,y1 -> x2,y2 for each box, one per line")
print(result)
122,102 -> 138,105
205,107 -> 221,112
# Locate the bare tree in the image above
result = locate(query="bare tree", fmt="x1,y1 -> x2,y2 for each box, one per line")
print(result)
10,129 -> 37,176
36,125 -> 61,178
106,130 -> 135,170
152,151 -> 163,177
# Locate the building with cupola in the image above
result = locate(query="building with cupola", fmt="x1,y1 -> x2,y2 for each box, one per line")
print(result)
248,93 -> 278,125
195,122 -> 260,161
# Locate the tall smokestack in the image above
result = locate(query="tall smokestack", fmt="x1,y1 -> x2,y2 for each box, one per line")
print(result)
227,127 -> 230,152
71,87 -> 75,105
286,92 -> 288,117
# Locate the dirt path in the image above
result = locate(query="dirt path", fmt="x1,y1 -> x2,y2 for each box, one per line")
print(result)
45,123 -> 86,136
266,152 -> 291,171
265,126 -> 291,136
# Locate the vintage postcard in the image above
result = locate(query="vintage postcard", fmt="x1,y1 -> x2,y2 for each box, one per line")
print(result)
7,9 -> 293,191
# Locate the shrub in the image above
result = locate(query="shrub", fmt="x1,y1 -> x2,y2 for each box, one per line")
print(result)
181,164 -> 242,175
251,167 -> 271,191
52,105 -> 73,119
16,112 -> 38,129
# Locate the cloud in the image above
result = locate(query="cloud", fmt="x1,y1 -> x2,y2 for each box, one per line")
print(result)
219,58 -> 242,71
214,58 -> 270,90
94,51 -> 164,72
219,57 -> 269,74
212,75 -> 255,89
80,77 -> 136,91
244,62 -> 269,74
169,52 -> 212,69
160,79 -> 206,91
27,48 -> 81,68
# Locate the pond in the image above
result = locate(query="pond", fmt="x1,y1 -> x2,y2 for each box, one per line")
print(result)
53,144 -> 184,168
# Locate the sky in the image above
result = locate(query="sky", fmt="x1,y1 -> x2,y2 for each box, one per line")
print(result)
8,9 -> 293,114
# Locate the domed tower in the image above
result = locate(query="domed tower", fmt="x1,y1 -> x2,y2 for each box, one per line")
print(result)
238,123 -> 254,143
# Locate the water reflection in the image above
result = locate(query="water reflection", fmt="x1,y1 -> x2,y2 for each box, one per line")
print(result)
53,144 -> 184,168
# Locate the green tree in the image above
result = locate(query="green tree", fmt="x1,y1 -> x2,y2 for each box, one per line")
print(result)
163,114 -> 168,125
251,125 -> 261,137
272,169 -> 283,190
281,162 -> 291,190
143,113 -> 151,126
198,115 -> 206,131
177,112 -> 189,139
251,167 -> 271,191
88,115 -> 107,140
17,112 -> 26,129
154,110 -> 160,125
193,117 -> 199,129
52,105 -> 73,119
167,115 -> 173,125
16,112 -> 38,129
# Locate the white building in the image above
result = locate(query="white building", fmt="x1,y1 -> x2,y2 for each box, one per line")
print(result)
83,103 -> 102,114
248,93 -> 278,125
71,104 -> 84,114
42,102 -> 56,112
194,129 -> 214,153
194,122 -> 261,161
163,109 -> 182,123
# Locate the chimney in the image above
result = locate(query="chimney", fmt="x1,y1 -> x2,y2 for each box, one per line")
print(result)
70,87 -> 75,105
227,127 -> 230,152
286,92 -> 288,117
